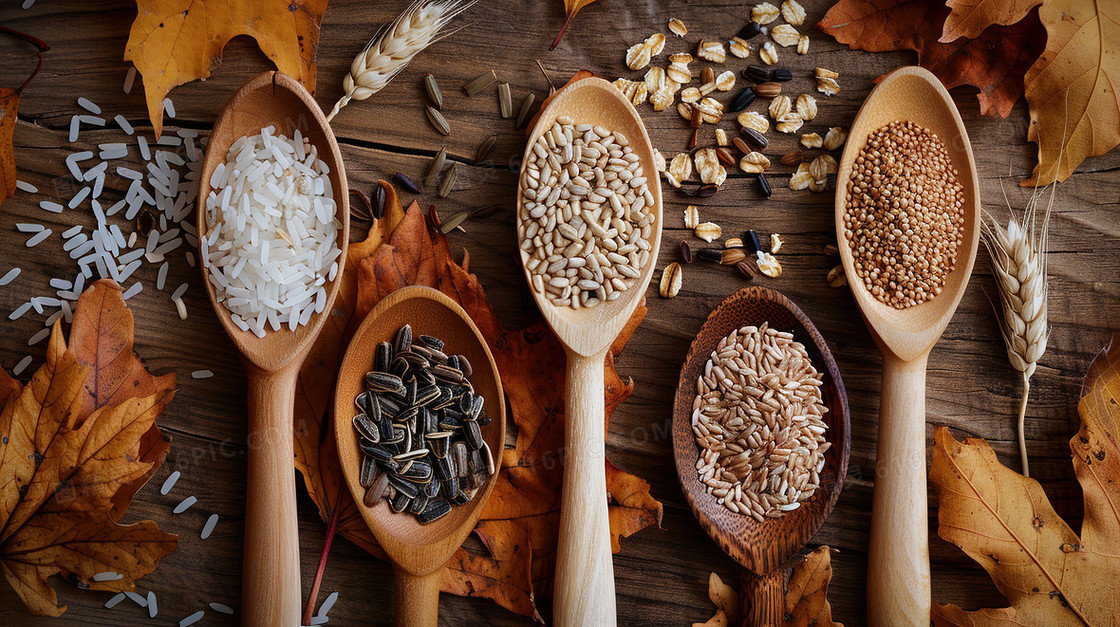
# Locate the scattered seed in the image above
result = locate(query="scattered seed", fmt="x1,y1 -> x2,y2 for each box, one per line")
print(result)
515,93 -> 536,128
738,21 -> 763,40
823,244 -> 840,256
695,222 -> 722,243
438,163 -> 459,198
827,265 -> 847,288
773,69 -> 794,82
160,470 -> 181,495
760,42 -> 779,65
180,611 -> 206,626
780,150 -> 804,166
770,233 -> 784,253
716,147 -> 736,168
475,134 -> 498,162
173,496 -> 197,514
739,127 -> 769,150
498,82 -> 512,118
679,240 -> 694,263
209,602 -> 235,615
105,593 -> 126,609
439,211 -> 470,234
660,262 -> 682,298
752,2 -> 780,24
701,66 -> 715,86
796,94 -> 818,120
756,251 -> 782,277
423,74 -> 443,110
422,147 -> 448,188
743,65 -> 773,82
464,70 -> 498,96
758,173 -> 773,198
823,126 -> 847,150
739,152 -> 770,174
200,513 -> 219,539
729,36 -> 752,59
668,17 -> 688,37
801,133 -> 823,149
736,259 -> 757,279
697,183 -> 719,198
425,106 -> 451,135
394,172 -> 420,194
755,81 -> 782,99
797,35 -> 810,55
684,205 -> 700,229
729,87 -> 757,113
715,128 -> 730,147
372,183 -> 387,219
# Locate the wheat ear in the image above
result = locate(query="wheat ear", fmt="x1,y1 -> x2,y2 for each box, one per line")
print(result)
981,184 -> 1054,477
326,0 -> 477,122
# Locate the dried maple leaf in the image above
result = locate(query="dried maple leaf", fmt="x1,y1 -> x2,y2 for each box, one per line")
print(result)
1021,0 -> 1120,186
929,333 -> 1120,624
818,0 -> 1045,117
123,0 -> 329,137
940,0 -> 1042,42
0,27 -> 49,212
294,201 -> 662,621
0,280 -> 177,616
551,0 -> 601,50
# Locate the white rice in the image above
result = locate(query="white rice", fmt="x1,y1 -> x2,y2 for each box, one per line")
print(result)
25,229 -> 52,247
0,268 -> 20,285
39,200 -> 63,213
138,135 -> 150,160
27,328 -> 50,345
171,283 -> 189,300
122,282 -> 142,300
174,297 -> 188,320
10,301 -> 33,320
68,187 -> 90,209
68,115 -> 81,142
317,592 -> 339,617
15,223 -> 42,233
124,591 -> 147,607
309,616 -> 329,625
180,611 -> 205,626
65,151 -> 92,179
191,370 -> 213,379
162,98 -> 175,118
209,602 -> 235,614
77,97 -> 101,114
200,513 -> 219,539
203,126 -> 340,338
172,495 -> 196,514
93,571 -> 124,582
21,0 -> 36,10
147,591 -> 158,617
157,262 -> 169,290
160,470 -> 180,495
13,355 -> 33,375
79,114 -> 105,127
15,180 -> 37,193
105,592 -> 126,608
115,114 -> 134,135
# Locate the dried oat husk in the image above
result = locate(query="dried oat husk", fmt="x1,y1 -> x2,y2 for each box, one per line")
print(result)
981,183 -> 1055,477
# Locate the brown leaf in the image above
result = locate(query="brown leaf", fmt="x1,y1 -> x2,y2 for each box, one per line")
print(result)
0,289 -> 177,616
1021,0 -> 1120,186
551,0 -> 601,50
694,609 -> 729,627
708,571 -> 739,621
292,202 -> 660,620
818,0 -> 1045,117
67,281 -> 175,519
929,333 -> 1120,624
941,0 -> 1042,42
123,0 -> 329,137
785,546 -> 843,626
0,88 -> 17,211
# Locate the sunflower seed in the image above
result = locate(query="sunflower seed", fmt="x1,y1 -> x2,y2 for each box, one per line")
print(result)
372,184 -> 387,219
424,74 -> 443,110
464,70 -> 498,96
426,106 -> 451,135
476,134 -> 498,162
743,65 -> 773,82
439,163 -> 458,198
425,147 -> 447,187
740,126 -> 769,150
498,83 -> 512,118
515,93 -> 536,128
738,21 -> 763,39
758,173 -> 773,198
679,240 -> 694,263
394,172 -> 420,194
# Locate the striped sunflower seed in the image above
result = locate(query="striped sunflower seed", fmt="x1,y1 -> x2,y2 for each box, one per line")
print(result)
426,106 -> 451,135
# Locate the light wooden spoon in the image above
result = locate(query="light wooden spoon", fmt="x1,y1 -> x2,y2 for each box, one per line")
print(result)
334,286 -> 505,627
834,66 -> 980,625
516,76 -> 663,626
672,287 -> 850,625
197,70 -> 350,627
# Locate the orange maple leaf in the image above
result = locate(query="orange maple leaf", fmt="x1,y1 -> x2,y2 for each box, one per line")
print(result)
123,0 -> 329,137
818,0 -> 1045,117
0,280 -> 177,616
0,26 -> 49,212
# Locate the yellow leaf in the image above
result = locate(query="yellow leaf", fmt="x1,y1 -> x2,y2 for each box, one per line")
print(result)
123,0 -> 330,137
785,546 -> 843,627
551,0 -> 602,50
940,0 -> 1042,42
1022,0 -> 1120,186
930,334 -> 1120,623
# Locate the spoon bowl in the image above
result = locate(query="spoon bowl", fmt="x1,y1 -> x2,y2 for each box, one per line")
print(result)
197,70 -> 349,626
672,287 -> 850,624
516,76 -> 662,626
335,286 -> 505,627
834,66 -> 980,625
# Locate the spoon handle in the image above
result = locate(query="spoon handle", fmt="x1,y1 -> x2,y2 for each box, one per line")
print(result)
243,365 -> 302,627
554,349 -> 616,627
740,568 -> 782,626
393,566 -> 441,627
867,351 -> 930,626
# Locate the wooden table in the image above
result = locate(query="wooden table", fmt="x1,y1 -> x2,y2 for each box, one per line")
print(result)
1,0 -> 1117,624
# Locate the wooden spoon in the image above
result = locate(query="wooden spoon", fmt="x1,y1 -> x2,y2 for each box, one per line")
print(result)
516,76 -> 663,626
334,286 -> 505,627
197,70 -> 350,627
834,66 -> 980,625
672,287 -> 851,625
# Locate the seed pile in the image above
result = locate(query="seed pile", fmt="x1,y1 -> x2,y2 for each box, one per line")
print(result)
352,325 -> 494,524
202,126 -> 342,337
519,116 -> 655,310
843,120 -> 965,309
692,323 -> 829,520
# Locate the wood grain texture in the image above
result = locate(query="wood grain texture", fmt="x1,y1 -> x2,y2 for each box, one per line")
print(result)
0,0 -> 1118,625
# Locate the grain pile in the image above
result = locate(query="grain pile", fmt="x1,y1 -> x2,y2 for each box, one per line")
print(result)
692,323 -> 829,520
843,120 -> 966,309
519,116 -> 655,310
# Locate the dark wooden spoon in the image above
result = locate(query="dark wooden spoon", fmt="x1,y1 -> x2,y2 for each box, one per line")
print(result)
672,287 -> 850,625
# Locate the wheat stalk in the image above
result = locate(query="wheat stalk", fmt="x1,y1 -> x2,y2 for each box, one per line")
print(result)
325,0 -> 477,122
981,185 -> 1055,478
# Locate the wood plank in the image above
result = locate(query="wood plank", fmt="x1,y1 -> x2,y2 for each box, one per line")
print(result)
1,0 -> 1118,624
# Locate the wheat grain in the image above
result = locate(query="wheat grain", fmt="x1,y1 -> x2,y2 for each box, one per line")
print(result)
326,0 -> 477,122
981,186 -> 1054,477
